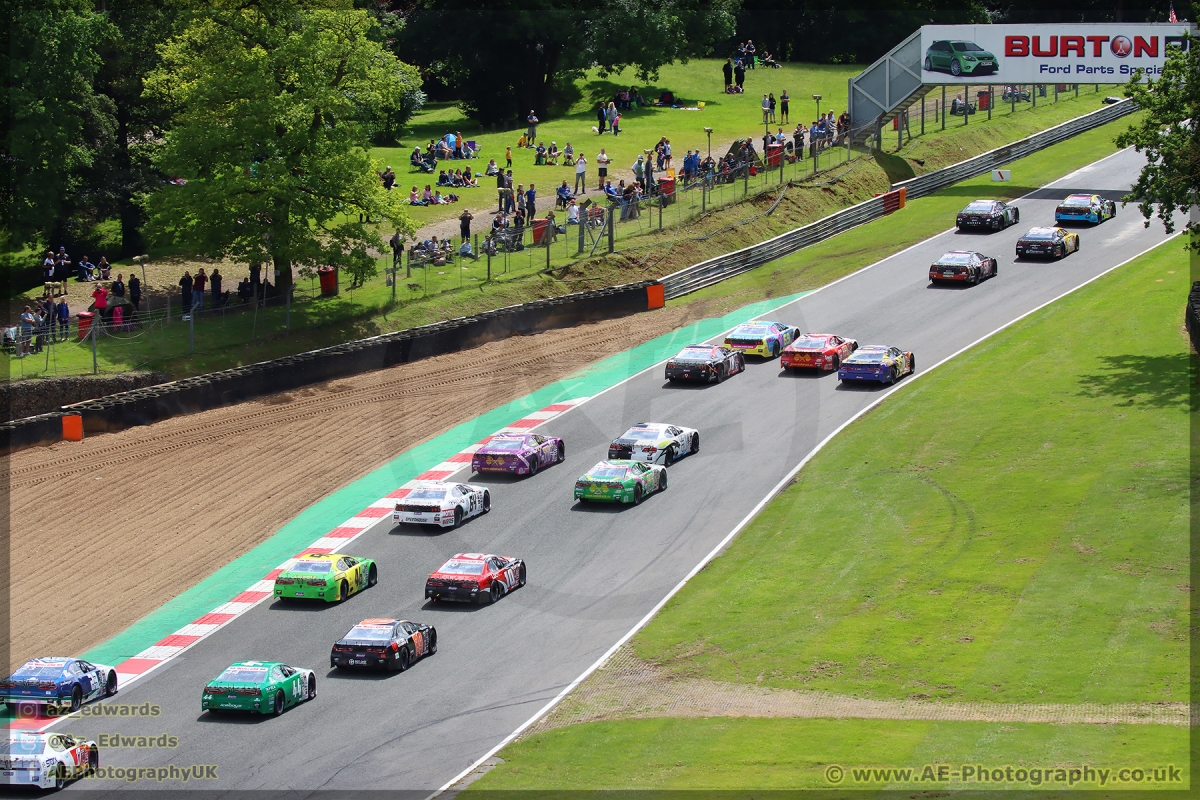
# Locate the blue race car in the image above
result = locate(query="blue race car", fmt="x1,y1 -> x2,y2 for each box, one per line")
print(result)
838,345 -> 915,385
0,658 -> 117,714
1054,194 -> 1116,225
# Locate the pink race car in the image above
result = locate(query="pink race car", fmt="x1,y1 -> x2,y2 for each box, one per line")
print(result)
471,433 -> 565,477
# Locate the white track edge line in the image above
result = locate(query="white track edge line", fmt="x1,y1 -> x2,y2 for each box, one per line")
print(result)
431,232 -> 1178,796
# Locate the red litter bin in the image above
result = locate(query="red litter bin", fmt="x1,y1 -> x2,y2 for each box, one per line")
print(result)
531,217 -> 552,245
977,90 -> 991,111
658,176 -> 676,205
317,267 -> 337,296
76,311 -> 94,341
766,143 -> 783,167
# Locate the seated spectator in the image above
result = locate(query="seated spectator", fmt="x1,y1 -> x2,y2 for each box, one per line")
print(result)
408,186 -> 424,205
656,90 -> 675,106
458,240 -> 478,260
460,169 -> 478,187
77,255 -> 95,282
534,141 -> 547,165
381,166 -> 396,190
556,180 -> 572,209
761,51 -> 780,68
237,278 -> 253,303
546,142 -> 560,165
516,132 -> 529,149
566,198 -> 580,224
422,184 -> 434,204
437,169 -> 451,186
484,158 -> 499,176
630,87 -> 642,107
562,142 -> 575,166
96,257 -> 111,280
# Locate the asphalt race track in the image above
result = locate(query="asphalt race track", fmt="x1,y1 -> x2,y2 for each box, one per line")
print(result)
60,148 -> 1181,792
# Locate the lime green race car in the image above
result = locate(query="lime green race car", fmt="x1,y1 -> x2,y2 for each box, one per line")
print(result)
202,661 -> 316,715
273,553 -> 377,603
574,460 -> 667,505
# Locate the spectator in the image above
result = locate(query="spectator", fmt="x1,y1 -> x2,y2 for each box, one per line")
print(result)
238,278 -> 253,303
547,141 -> 560,164
597,148 -> 611,186
91,282 -> 109,321
129,273 -> 142,311
595,102 -> 607,134
515,183 -> 526,222
408,186 -> 423,205
422,184 -> 434,204
535,141 -> 547,165
381,166 -> 396,190
179,270 -> 193,311
736,42 -> 747,62
780,90 -> 790,124
77,255 -> 95,282
556,180 -> 572,209
526,109 -> 538,142
525,184 -> 537,219
40,297 -> 55,343
722,58 -> 733,91
459,208 -> 473,243
574,152 -> 588,194
838,110 -> 851,142
734,59 -> 746,91
664,139 -> 673,169
504,170 -> 515,213
42,251 -> 55,284
768,92 -> 777,123
745,39 -> 756,68
18,305 -> 34,356
210,268 -> 223,308
55,296 -> 70,340
390,231 -> 403,267
192,267 -> 207,311
606,102 -> 618,134
97,257 -> 112,280
485,158 -> 499,176
611,111 -> 622,137
761,94 -> 770,124
250,263 -> 261,297
632,154 -> 644,184
111,273 -> 126,299
505,146 -> 512,168
566,198 -> 580,224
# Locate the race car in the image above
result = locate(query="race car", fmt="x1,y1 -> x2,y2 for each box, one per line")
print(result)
471,433 -> 564,476
273,552 -> 377,603
780,333 -> 858,371
425,552 -> 527,605
955,199 -> 1019,231
929,251 -> 998,284
330,618 -> 437,670
838,345 -> 915,385
723,321 -> 801,358
0,733 -> 97,790
607,422 -> 699,465
923,39 -> 998,76
392,480 -> 491,528
0,657 -> 117,715
574,460 -> 667,504
1054,193 -> 1116,224
665,344 -> 745,383
1015,227 -> 1080,259
202,661 -> 316,715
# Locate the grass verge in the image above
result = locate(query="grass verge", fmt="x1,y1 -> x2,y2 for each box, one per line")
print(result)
463,239 -> 1191,791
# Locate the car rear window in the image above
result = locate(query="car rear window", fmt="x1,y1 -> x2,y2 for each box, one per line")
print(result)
849,351 -> 886,363
408,488 -> 447,500
482,438 -> 525,451
11,662 -> 66,679
1023,230 -> 1056,240
732,325 -> 770,337
937,253 -> 973,264
216,666 -> 269,683
674,348 -> 713,361
620,429 -> 660,440
0,738 -> 46,756
791,337 -> 829,348
1061,196 -> 1092,207
289,561 -> 332,573
589,466 -> 628,479
964,201 -> 993,212
344,626 -> 394,641
438,560 -> 485,575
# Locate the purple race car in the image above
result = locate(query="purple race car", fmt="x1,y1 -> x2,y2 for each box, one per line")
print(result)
471,433 -> 565,477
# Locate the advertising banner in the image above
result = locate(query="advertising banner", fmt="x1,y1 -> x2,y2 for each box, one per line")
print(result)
919,24 -> 1195,84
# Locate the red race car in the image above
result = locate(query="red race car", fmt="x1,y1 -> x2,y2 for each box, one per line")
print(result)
425,552 -> 527,605
780,333 -> 859,371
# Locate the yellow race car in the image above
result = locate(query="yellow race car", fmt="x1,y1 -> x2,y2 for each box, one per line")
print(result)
273,553 -> 378,603
723,320 -> 801,358
1015,227 -> 1079,260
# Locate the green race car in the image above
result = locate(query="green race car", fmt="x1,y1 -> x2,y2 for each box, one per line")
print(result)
273,552 -> 377,603
574,460 -> 667,505
201,661 -> 316,715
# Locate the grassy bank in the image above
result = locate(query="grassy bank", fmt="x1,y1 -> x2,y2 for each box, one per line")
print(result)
464,238 -> 1191,791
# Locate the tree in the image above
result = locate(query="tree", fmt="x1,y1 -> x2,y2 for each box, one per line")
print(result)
1115,33 -> 1200,250
0,0 -> 117,251
388,0 -> 740,126
143,0 -> 420,294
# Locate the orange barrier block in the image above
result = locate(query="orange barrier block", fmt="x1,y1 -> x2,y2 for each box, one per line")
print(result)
62,414 -> 83,442
646,283 -> 665,310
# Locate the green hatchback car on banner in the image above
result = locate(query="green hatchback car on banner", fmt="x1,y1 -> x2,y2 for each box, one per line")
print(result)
574,460 -> 667,505
923,39 -> 999,76
202,661 -> 317,715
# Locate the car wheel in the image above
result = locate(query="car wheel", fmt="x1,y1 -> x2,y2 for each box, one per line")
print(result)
398,648 -> 410,672
771,341 -> 780,358
967,270 -> 978,285
453,507 -> 463,528
890,365 -> 899,384
55,765 -> 65,790
991,218 -> 1001,230
489,583 -> 502,604
664,446 -> 676,467
831,355 -> 840,371
105,671 -> 117,697
950,60 -> 961,76
338,581 -> 349,602
429,629 -> 438,655
307,675 -> 317,700
272,691 -> 285,716
556,442 -> 565,463
909,355 -> 916,375
518,564 -> 527,587
367,564 -> 378,587
482,491 -> 491,513
88,746 -> 99,776
714,364 -> 723,383
1012,208 -> 1019,224
528,456 -> 538,476
70,686 -> 82,712
690,433 -> 700,454
633,485 -> 644,505
924,55 -> 932,70
659,471 -> 668,492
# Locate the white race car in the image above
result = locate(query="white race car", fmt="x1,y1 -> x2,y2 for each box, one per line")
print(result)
392,481 -> 491,529
607,422 -> 700,465
0,733 -> 97,790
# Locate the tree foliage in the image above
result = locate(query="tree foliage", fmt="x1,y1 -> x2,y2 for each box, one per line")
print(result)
144,0 -> 420,291
1115,32 -> 1200,250
388,0 -> 740,125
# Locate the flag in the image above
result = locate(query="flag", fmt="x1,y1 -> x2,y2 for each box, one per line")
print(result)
1169,2 -> 1178,22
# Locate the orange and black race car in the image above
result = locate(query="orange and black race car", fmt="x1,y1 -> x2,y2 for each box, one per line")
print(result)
330,618 -> 436,672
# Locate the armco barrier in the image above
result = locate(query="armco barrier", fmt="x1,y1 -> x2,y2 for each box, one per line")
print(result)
891,99 -> 1137,200
660,99 -> 1135,301
56,280 -> 659,441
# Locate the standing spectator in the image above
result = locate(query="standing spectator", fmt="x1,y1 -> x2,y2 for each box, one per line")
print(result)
632,154 -> 644,185
42,251 -> 55,285
734,59 -> 746,91
210,268 -> 222,308
761,94 -> 770,124
809,120 -> 819,159
611,110 -> 622,137
526,110 -> 538,143
111,273 -> 126,299
249,263 -> 261,300
780,90 -> 790,124
736,42 -> 747,63
505,146 -> 512,168
745,39 -> 757,68
838,110 -> 851,142
722,58 -> 733,91
504,170 -> 515,213
192,267 -> 207,312
664,139 -> 673,170
606,102 -> 618,134
515,183 -> 526,223
768,93 -> 777,123
129,273 -> 142,311
40,296 -> 55,339
55,296 -> 70,340
18,306 -> 34,356
574,152 -> 588,194
179,270 -> 193,311
459,208 -> 473,243
525,184 -> 536,220
91,282 -> 109,321
389,231 -> 403,267
596,148 -> 610,185
595,103 -> 607,134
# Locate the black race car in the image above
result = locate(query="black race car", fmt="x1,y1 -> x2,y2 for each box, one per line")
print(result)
1015,227 -> 1079,260
929,250 -> 998,284
330,618 -> 436,671
956,199 -> 1019,231
665,344 -> 746,383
